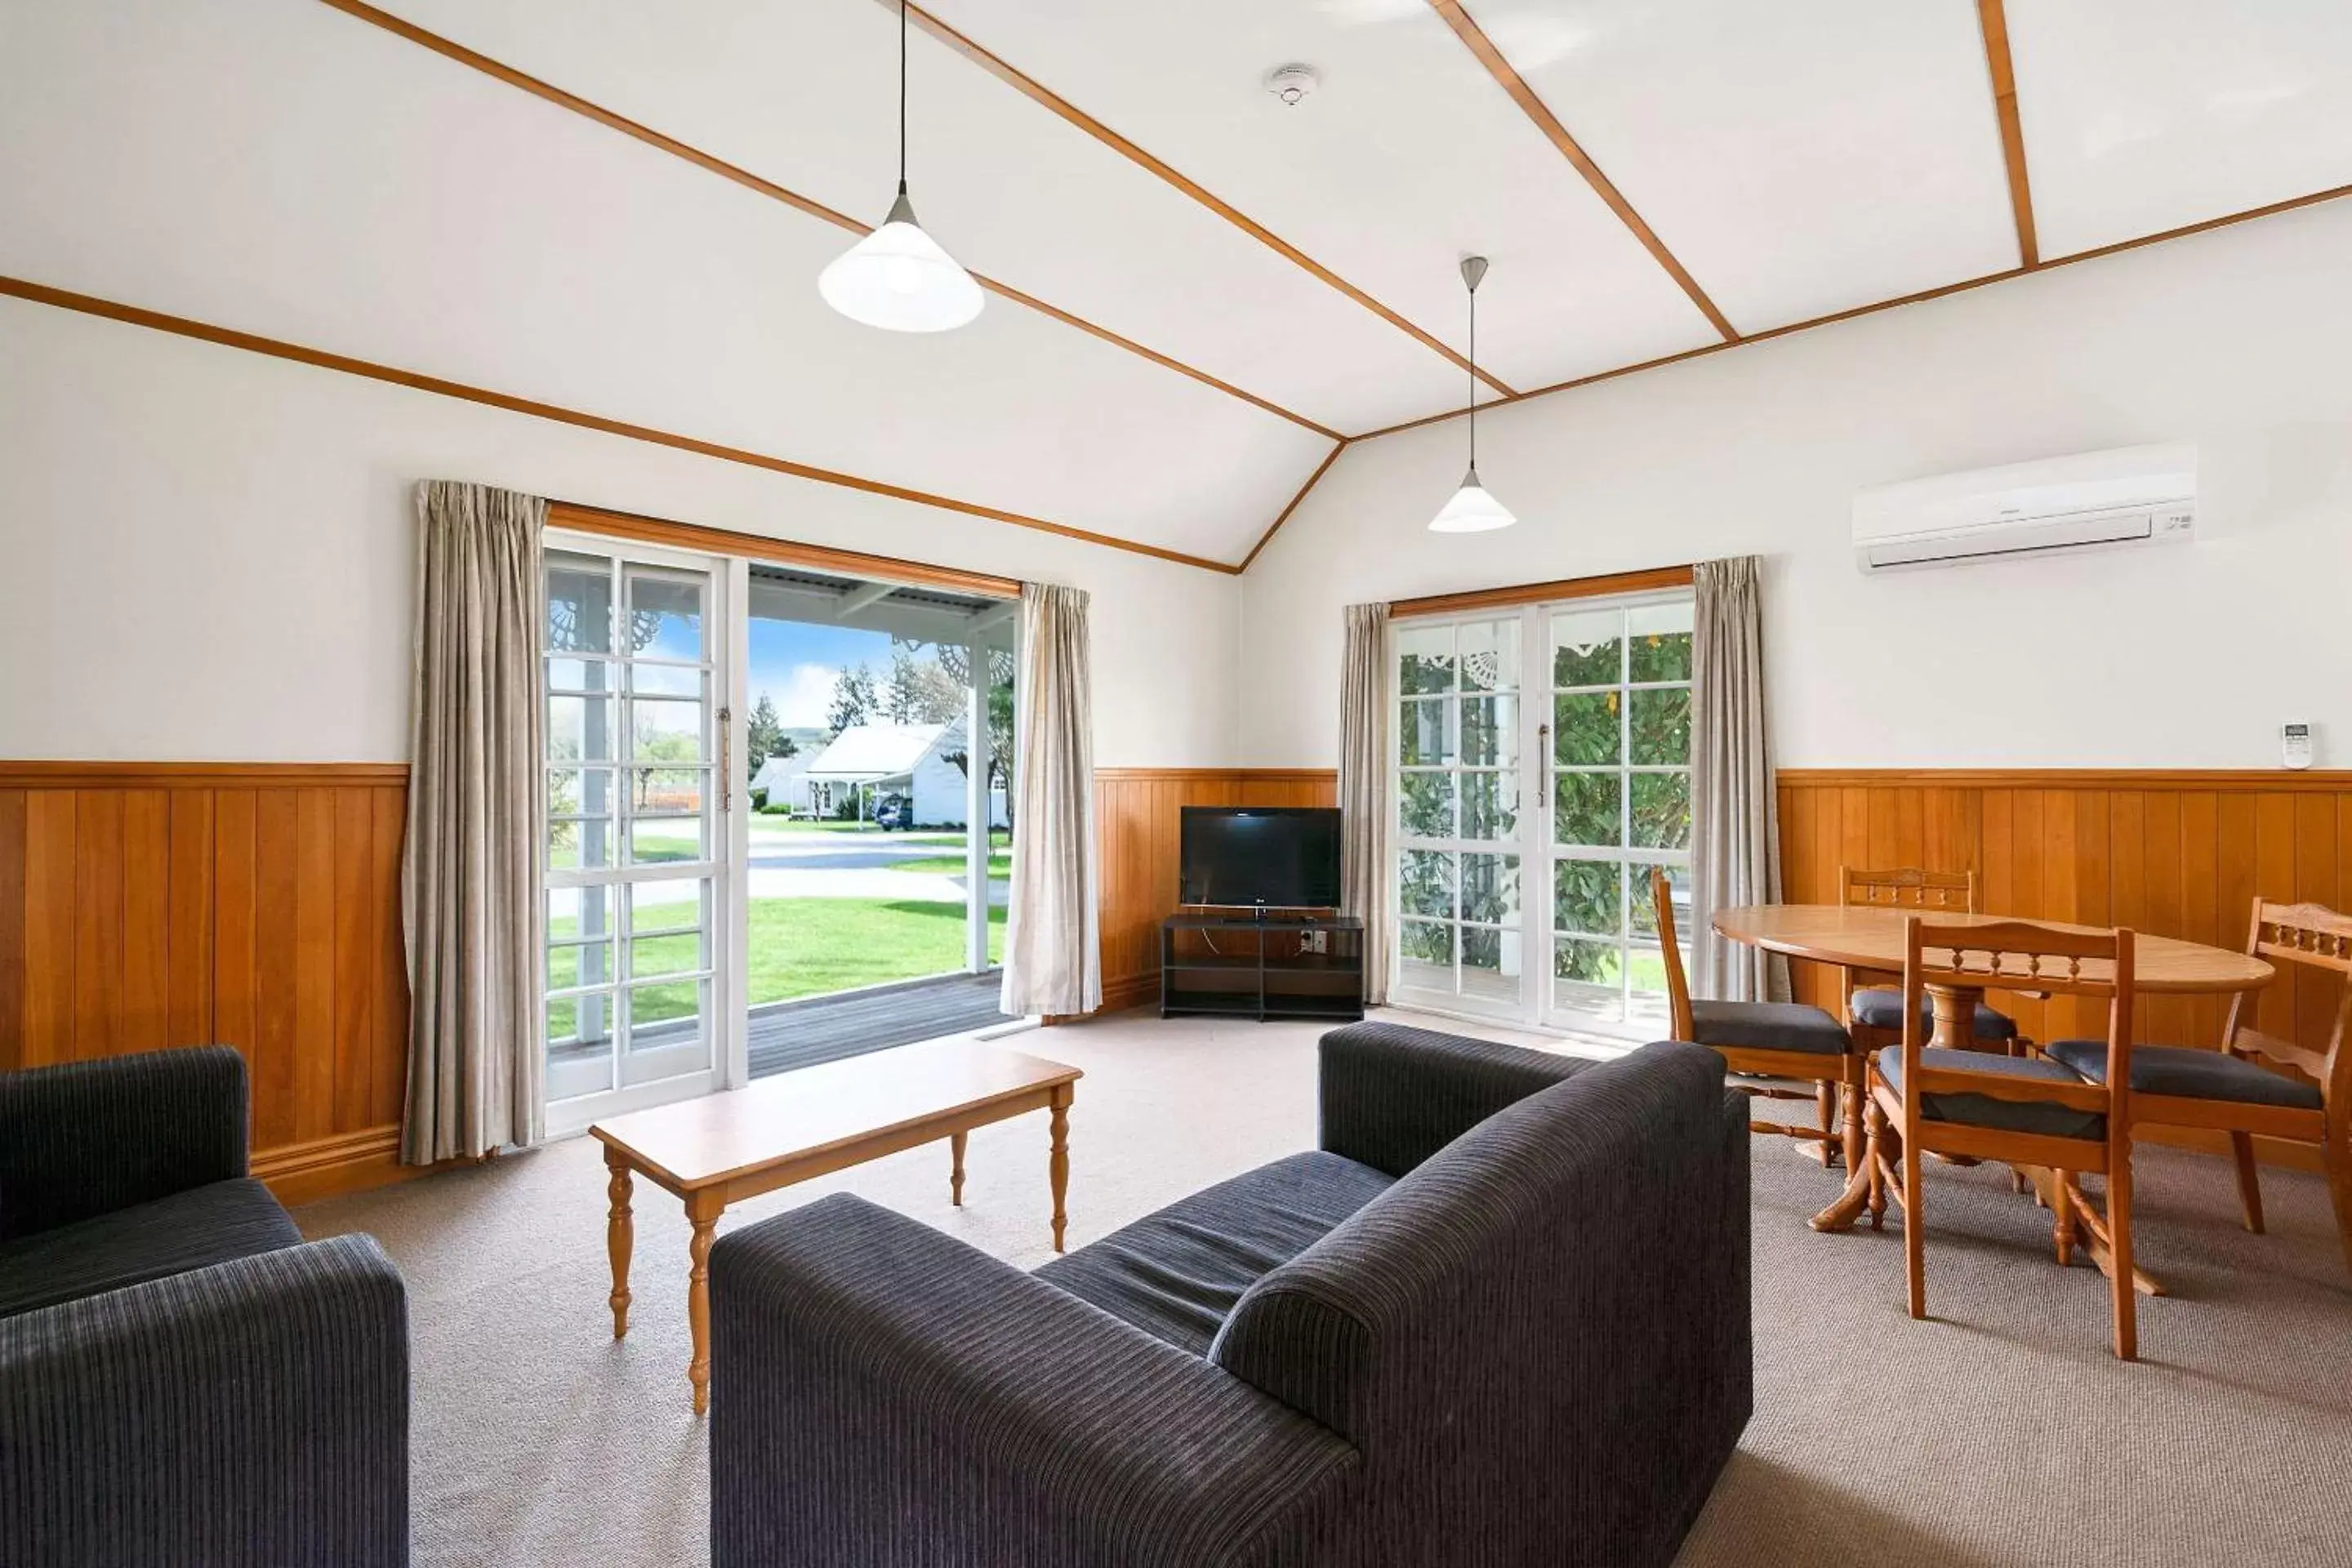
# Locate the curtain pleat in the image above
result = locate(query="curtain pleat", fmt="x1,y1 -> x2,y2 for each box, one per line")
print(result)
1338,604 -> 1393,1005
401,480 -> 546,1163
1690,556 -> 1789,1004
999,584 -> 1101,1018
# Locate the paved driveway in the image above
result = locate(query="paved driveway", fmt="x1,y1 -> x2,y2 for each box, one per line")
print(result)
746,824 -> 1007,904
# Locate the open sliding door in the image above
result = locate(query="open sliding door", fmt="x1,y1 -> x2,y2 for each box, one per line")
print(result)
541,535 -> 734,1133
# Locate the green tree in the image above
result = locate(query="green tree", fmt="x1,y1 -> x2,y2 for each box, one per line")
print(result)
826,663 -> 878,737
745,693 -> 790,774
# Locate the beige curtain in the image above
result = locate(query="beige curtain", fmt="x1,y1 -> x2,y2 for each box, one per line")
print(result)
1338,603 -> 1393,1005
1000,583 -> 1101,1018
401,481 -> 546,1163
1690,556 -> 1790,1004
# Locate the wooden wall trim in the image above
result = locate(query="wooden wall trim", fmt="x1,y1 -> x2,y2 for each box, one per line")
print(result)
1780,768 -> 2352,794
0,761 -> 408,789
0,274 -> 1239,577
1392,564 -> 1695,618
1094,768 -> 1339,783
0,763 -> 414,1204
1426,0 -> 1736,342
550,502 -> 1022,598
894,2 -> 1512,398
1775,768 -> 2352,1073
313,0 -> 1339,442
1089,767 -> 1341,1018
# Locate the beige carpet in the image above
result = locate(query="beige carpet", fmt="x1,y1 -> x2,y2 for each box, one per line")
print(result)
296,1010 -> 2352,1567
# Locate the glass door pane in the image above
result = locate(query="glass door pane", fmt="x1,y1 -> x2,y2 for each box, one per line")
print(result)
545,550 -> 722,1105
1392,616 -> 1524,1013
1544,598 -> 1694,1032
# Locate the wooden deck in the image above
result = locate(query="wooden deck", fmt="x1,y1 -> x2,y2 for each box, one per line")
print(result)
747,972 -> 1011,1078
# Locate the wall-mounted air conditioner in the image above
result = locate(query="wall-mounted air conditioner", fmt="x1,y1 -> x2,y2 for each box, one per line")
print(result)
1851,443 -> 2197,573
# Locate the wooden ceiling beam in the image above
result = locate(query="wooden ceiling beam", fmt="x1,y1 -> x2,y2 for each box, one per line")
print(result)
896,1 -> 1517,397
311,0 -> 1343,442
1238,439 -> 1350,573
1341,180 -> 2352,450
1427,0 -> 1738,342
1977,0 -> 2040,267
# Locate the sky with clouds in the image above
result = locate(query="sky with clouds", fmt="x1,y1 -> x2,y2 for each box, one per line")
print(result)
748,617 -> 893,728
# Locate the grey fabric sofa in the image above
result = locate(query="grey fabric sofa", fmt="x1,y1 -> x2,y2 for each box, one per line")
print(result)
0,1046 -> 411,1568
710,1022 -> 1751,1568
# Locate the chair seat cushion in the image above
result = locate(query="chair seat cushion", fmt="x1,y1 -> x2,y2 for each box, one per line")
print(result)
0,1177 -> 301,1318
1877,1045 -> 2105,1140
2045,1040 -> 2325,1111
1691,998 -> 1851,1056
1034,1150 -> 1393,1356
1850,986 -> 2018,1041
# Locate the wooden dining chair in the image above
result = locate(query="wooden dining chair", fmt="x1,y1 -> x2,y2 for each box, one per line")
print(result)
1866,917 -> 2141,1360
1652,869 -> 1861,1176
1839,866 -> 2024,1055
2048,898 -> 2349,1274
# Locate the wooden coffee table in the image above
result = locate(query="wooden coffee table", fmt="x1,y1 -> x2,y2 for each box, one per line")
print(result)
589,1039 -> 1081,1414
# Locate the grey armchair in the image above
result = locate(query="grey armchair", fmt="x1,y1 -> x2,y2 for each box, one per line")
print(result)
0,1046 -> 410,1568
710,1024 -> 1751,1568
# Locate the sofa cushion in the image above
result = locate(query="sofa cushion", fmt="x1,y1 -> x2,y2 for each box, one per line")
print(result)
1690,998 -> 1850,1056
1034,1150 -> 1393,1356
0,1177 -> 300,1319
1877,1045 -> 2105,1141
1849,987 -> 2019,1040
2045,1039 -> 2326,1110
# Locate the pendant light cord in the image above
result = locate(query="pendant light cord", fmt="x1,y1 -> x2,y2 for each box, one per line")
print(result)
1467,276 -> 1477,470
898,0 -> 908,193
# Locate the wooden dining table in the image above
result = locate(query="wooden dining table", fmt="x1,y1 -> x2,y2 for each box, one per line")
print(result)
1711,903 -> 2274,1280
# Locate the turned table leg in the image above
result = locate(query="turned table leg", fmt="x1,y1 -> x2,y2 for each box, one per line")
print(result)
687,1195 -> 722,1416
604,1147 -> 635,1340
1048,1087 -> 1071,1254
951,1130 -> 969,1206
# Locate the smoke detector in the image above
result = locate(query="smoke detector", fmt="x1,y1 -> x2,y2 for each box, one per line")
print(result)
1264,64 -> 1321,107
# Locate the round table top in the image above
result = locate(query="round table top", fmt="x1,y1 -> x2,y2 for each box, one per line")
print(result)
1711,903 -> 2274,995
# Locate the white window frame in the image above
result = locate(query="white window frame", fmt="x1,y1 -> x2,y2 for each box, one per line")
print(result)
541,532 -> 738,1138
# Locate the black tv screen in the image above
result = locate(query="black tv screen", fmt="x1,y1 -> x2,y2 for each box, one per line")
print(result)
1180,807 -> 1343,910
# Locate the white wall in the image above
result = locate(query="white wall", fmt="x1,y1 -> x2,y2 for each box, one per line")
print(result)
1241,198 -> 2352,771
0,297 -> 1241,768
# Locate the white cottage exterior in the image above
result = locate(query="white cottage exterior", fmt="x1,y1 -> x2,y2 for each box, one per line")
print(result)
800,719 -> 1009,828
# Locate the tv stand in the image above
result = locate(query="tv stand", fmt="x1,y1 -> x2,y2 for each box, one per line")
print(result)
1160,911 -> 1365,1023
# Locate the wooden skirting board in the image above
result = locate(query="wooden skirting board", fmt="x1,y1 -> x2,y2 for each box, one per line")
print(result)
0,760 -> 416,1203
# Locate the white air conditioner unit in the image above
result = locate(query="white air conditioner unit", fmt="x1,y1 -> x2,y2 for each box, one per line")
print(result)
1852,443 -> 2197,573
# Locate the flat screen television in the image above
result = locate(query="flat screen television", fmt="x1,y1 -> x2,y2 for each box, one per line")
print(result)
1179,806 -> 1343,911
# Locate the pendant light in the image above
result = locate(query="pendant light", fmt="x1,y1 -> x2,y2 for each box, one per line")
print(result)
818,0 -> 984,333
1428,256 -> 1516,532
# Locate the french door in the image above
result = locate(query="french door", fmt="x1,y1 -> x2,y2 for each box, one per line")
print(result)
1391,591 -> 1695,1039
541,537 -> 733,1127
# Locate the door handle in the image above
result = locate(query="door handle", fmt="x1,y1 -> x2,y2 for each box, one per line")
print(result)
718,706 -> 732,816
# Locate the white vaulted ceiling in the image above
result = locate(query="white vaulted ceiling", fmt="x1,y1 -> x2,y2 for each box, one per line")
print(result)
2,0 -> 2350,569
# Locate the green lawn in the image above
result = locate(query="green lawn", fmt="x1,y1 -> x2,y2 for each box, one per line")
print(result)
548,897 -> 1005,1036
888,847 -> 1013,877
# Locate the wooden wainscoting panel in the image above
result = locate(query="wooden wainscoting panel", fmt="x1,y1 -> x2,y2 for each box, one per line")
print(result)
1778,770 -> 2352,1060
0,762 -> 414,1200
1092,768 -> 1340,1014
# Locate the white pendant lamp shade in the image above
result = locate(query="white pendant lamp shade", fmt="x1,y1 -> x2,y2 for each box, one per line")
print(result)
822,1 -> 982,334
819,187 -> 984,333
1429,255 -> 1514,532
1428,466 -> 1518,532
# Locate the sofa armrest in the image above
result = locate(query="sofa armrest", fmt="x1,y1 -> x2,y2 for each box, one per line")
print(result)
710,1194 -> 1360,1568
0,1233 -> 410,1568
0,1045 -> 250,1241
1317,1020 -> 1589,1177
